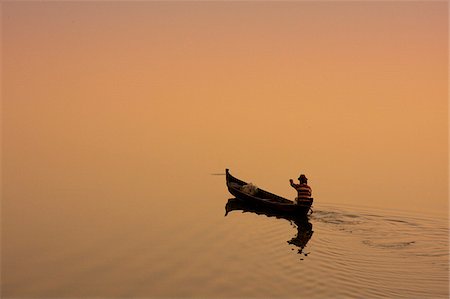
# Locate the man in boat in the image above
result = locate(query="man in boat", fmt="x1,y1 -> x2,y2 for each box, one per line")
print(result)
289,174 -> 312,204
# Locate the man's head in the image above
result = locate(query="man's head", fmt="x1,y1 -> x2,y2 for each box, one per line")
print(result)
298,174 -> 308,184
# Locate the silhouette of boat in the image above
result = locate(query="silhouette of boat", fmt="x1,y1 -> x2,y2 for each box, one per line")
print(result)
225,197 -> 314,255
225,169 -> 313,217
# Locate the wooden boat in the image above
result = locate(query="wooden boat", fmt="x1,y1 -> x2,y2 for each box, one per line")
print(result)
225,169 -> 313,217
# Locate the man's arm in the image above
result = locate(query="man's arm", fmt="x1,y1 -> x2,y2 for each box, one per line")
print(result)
289,179 -> 297,188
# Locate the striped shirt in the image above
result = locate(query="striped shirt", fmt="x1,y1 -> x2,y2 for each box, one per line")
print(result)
290,182 -> 312,199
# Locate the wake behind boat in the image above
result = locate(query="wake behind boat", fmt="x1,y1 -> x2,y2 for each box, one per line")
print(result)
225,169 -> 313,217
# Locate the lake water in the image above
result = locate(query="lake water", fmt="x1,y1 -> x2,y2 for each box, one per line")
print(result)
2,2 -> 448,298
2,174 -> 448,298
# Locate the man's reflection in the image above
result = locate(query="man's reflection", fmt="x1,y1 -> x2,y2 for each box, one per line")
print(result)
225,198 -> 313,257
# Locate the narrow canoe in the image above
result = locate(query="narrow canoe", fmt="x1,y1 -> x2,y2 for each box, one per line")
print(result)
225,169 -> 313,217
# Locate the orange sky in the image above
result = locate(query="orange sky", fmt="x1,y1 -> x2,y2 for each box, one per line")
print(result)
2,2 -> 448,213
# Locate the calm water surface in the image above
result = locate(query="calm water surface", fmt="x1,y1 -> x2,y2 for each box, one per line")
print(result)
3,174 -> 448,298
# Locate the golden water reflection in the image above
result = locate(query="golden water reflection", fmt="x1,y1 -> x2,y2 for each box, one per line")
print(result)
225,198 -> 314,258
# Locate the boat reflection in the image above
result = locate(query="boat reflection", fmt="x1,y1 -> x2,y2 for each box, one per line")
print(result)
225,198 -> 314,258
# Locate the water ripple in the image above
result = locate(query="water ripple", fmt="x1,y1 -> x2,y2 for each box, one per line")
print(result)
4,199 -> 448,298
221,201 -> 448,298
